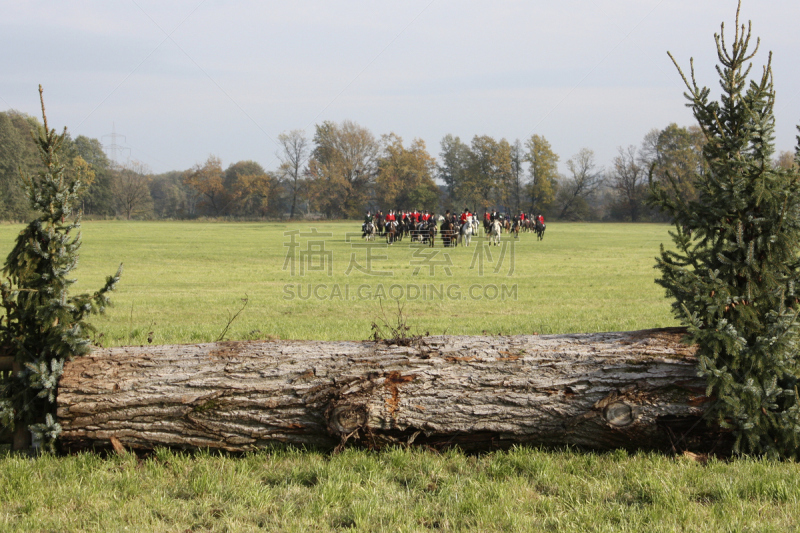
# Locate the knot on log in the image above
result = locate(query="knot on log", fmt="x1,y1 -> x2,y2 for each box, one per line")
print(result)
603,402 -> 637,427
328,405 -> 367,436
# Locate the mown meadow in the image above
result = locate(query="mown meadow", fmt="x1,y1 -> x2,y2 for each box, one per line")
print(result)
3,220 -> 800,532
0,220 -> 676,345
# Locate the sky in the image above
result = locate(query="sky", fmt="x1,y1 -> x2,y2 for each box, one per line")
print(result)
2,0 -> 799,176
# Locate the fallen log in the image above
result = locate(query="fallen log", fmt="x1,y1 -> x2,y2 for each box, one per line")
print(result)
57,328 -> 729,453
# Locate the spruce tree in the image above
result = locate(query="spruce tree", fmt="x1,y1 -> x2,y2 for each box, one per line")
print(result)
650,3 -> 800,458
0,87 -> 121,452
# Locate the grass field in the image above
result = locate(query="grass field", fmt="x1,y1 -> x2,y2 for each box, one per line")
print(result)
6,221 -> 800,532
0,220 -> 677,346
2,446 -> 800,532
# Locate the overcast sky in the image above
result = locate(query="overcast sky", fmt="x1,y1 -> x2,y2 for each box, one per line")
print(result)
2,1 -> 799,175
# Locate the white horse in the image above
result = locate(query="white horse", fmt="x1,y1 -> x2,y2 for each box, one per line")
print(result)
488,219 -> 502,246
458,216 -> 478,246
363,221 -> 376,241
460,218 -> 474,247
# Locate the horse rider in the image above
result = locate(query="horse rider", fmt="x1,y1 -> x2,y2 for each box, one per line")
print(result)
362,211 -> 372,236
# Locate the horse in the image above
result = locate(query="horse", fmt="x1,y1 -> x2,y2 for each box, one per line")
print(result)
376,217 -> 385,236
440,219 -> 456,247
503,219 -> 511,233
535,220 -> 546,241
412,220 -> 429,243
410,221 -> 422,242
460,219 -> 474,247
393,220 -> 404,242
511,219 -> 520,239
386,221 -> 398,245
363,221 -> 375,241
488,219 -> 502,246
425,221 -> 437,247
407,218 -> 415,237
483,218 -> 491,236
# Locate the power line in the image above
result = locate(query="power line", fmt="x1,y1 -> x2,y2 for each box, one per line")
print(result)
101,122 -> 131,165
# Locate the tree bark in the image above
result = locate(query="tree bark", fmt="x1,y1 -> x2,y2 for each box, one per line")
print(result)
56,328 -> 728,453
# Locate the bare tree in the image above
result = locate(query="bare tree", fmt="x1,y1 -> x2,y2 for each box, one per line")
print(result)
111,160 -> 153,219
607,145 -> 647,221
557,148 -> 602,220
277,130 -> 309,219
509,139 -> 525,214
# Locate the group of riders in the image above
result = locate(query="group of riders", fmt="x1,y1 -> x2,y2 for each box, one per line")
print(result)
361,208 -> 546,247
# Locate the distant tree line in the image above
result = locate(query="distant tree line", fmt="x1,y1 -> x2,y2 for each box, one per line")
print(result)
2,109 -> 795,221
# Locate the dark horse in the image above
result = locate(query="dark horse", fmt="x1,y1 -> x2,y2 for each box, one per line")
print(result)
423,220 -> 437,247
386,221 -> 398,244
440,219 -> 456,247
535,220 -> 546,241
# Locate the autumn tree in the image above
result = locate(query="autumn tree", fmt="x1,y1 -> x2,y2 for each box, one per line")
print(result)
491,139 -> 515,213
64,135 -> 114,216
224,160 -> 274,217
375,134 -> 439,212
183,156 -> 227,216
454,135 -> 498,211
644,123 -> 706,210
307,120 -> 378,218
437,135 -> 471,211
1,111 -> 115,219
525,134 -> 559,215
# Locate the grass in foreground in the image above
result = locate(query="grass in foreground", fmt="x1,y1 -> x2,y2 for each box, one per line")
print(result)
1,446 -> 799,532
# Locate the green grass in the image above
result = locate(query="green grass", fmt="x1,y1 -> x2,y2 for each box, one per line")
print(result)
6,220 -> 798,532
1,446 -> 799,532
0,220 -> 677,346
